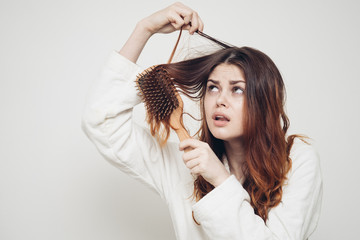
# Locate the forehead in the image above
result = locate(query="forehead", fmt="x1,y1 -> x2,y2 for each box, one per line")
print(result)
209,63 -> 245,82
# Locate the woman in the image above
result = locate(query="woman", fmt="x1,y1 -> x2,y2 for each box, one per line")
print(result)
81,2 -> 322,239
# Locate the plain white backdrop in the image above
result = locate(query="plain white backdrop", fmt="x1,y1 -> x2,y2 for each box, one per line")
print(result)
1,0 -> 359,239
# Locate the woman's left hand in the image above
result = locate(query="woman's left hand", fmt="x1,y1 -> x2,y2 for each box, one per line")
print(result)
179,139 -> 230,187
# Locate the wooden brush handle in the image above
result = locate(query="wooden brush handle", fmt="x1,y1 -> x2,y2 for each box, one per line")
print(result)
170,107 -> 192,153
174,126 -> 191,142
174,126 -> 192,153
168,80 -> 193,152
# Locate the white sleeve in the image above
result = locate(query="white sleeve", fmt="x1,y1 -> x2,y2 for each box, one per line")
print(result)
192,141 -> 323,240
81,50 -> 175,200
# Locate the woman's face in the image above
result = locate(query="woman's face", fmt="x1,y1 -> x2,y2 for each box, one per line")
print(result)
204,63 -> 246,142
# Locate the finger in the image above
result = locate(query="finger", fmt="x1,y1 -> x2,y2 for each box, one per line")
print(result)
173,3 -> 193,19
185,158 -> 200,169
183,12 -> 193,25
172,3 -> 197,29
189,12 -> 199,34
179,138 -> 201,151
182,148 -> 200,163
198,15 -> 204,32
168,12 -> 185,29
181,24 -> 191,31
177,5 -> 203,33
190,164 -> 204,175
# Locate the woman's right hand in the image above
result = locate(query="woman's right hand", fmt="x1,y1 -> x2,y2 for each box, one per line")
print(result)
139,2 -> 204,36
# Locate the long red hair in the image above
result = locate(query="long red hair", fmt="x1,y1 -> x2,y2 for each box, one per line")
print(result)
159,46 -> 306,222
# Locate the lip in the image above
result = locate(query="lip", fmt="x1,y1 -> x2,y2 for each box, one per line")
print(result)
212,112 -> 230,121
212,112 -> 230,127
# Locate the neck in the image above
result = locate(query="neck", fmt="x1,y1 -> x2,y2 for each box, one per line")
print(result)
224,138 -> 245,181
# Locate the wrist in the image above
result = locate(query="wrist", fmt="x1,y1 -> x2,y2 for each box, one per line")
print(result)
136,19 -> 155,37
212,172 -> 231,188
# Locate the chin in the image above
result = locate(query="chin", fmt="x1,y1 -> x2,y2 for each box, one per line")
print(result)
210,128 -> 243,142
211,130 -> 234,141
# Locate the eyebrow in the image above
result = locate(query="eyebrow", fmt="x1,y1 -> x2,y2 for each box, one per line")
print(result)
208,79 -> 246,85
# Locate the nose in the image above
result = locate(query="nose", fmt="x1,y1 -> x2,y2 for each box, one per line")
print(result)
216,90 -> 229,108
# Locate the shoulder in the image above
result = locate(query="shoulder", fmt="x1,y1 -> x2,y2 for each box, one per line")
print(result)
288,137 -> 322,180
283,138 -> 323,205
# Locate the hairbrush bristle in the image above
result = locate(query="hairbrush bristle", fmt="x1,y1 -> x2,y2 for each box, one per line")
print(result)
136,65 -> 180,145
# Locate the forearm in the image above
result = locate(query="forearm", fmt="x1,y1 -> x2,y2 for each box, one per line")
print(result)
118,20 -> 153,63
81,51 -> 167,196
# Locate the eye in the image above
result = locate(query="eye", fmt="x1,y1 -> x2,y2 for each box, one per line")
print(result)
233,86 -> 244,94
208,85 -> 219,92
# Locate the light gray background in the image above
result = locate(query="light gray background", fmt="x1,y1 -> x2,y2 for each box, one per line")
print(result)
1,0 -> 359,239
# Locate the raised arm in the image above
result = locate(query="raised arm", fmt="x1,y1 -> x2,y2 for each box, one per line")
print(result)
81,2 -> 203,199
119,2 -> 204,63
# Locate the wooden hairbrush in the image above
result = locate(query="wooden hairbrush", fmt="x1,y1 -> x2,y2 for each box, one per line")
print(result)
136,65 -> 191,146
136,28 -> 191,147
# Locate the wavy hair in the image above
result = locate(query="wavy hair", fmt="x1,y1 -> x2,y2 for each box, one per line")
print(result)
155,45 -> 308,222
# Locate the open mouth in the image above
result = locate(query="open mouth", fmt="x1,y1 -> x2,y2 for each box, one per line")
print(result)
215,115 -> 229,121
212,113 -> 230,127
212,113 -> 230,122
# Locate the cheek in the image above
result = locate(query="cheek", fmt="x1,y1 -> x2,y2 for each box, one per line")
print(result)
234,99 -> 245,123
203,95 -> 211,119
